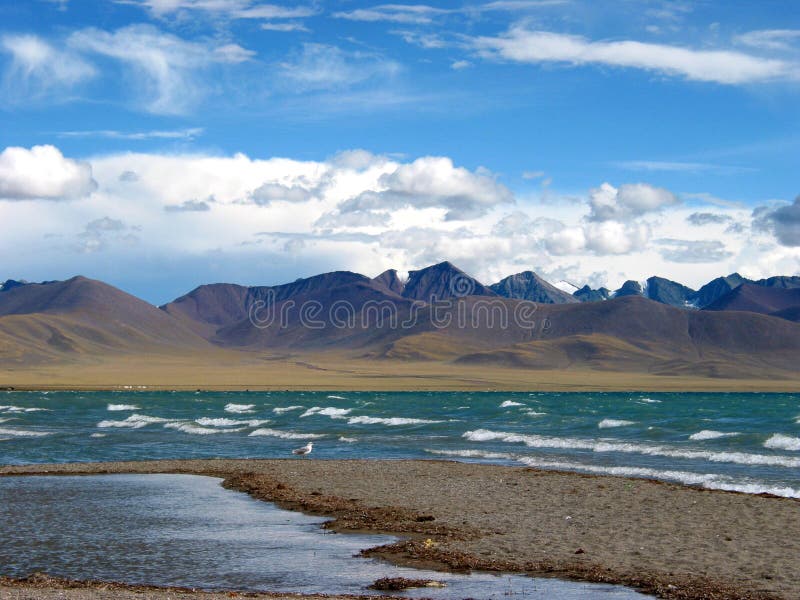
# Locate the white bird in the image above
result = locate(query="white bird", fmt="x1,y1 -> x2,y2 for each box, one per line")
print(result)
292,442 -> 313,456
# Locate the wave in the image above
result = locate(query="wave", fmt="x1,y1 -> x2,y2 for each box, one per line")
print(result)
500,400 -> 524,408
97,414 -> 173,429
764,434 -> 800,451
272,405 -> 304,414
300,406 -> 351,418
249,428 -> 325,440
463,428 -> 800,468
164,422 -> 244,435
90,433 -> 106,438
224,403 -> 255,414
0,426 -> 51,437
347,416 -> 444,426
195,417 -> 270,427
0,405 -> 49,413
523,410 -> 547,416
689,430 -> 739,441
107,404 -> 139,411
638,397 -> 661,404
426,448 -> 800,499
339,436 -> 357,443
327,395 -> 346,400
598,419 -> 635,429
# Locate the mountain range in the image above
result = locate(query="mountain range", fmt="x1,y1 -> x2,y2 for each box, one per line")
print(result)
2,262 -> 800,381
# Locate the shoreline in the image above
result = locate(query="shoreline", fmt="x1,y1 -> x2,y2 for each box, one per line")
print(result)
1,459 -> 795,599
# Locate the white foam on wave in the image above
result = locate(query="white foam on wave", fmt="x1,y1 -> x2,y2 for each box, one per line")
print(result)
599,419 -> 635,429
689,430 -> 739,441
463,428 -> 800,468
500,400 -> 524,408
90,433 -> 106,438
327,395 -> 346,400
107,404 -> 139,411
425,448 -> 800,499
272,405 -> 304,414
347,416 -> 443,426
0,417 -> 12,423
0,405 -> 49,413
195,417 -> 270,427
224,403 -> 255,414
524,410 -> 547,416
300,406 -> 351,418
249,428 -> 325,439
339,436 -> 357,443
164,422 -> 244,435
97,414 -> 173,429
638,397 -> 661,404
764,434 -> 800,451
0,426 -> 51,437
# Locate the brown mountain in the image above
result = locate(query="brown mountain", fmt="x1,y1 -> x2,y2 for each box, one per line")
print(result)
0,276 -> 211,365
703,283 -> 800,319
402,261 -> 496,302
489,271 -> 578,304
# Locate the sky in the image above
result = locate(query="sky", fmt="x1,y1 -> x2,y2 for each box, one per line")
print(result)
0,0 -> 799,304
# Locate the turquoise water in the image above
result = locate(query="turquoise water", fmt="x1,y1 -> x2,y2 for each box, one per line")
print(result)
1,390 -> 799,497
0,474 -> 648,598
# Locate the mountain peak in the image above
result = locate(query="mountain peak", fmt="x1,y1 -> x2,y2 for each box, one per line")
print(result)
490,271 -> 578,304
402,262 -> 495,301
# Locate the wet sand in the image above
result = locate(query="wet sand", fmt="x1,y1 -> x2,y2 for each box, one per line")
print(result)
1,459 -> 797,600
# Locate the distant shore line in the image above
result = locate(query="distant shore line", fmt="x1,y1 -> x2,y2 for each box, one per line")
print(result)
1,459 -> 794,599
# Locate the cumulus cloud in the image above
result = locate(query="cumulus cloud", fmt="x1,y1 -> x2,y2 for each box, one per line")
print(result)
164,198 -> 212,212
68,25 -> 254,114
687,212 -> 733,226
657,239 -> 733,263
588,182 -> 679,222
249,182 -> 315,205
77,216 -> 139,253
753,196 -> 800,246
337,156 -> 513,221
472,27 -> 797,84
1,34 -> 94,100
0,145 -> 97,201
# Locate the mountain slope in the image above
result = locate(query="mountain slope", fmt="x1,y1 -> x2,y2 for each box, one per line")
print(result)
490,271 -> 578,304
0,276 -> 212,365
703,283 -> 800,317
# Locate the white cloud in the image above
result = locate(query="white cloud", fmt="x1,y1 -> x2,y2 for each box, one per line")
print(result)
278,43 -> 400,91
337,156 -> 514,220
68,25 -> 254,114
261,22 -> 310,32
121,0 -> 317,19
588,182 -> 679,222
735,29 -> 800,52
753,197 -> 800,247
57,127 -> 204,140
334,1 -> 565,23
0,147 -> 781,300
0,145 -> 97,201
472,27 -> 797,85
1,34 -> 94,99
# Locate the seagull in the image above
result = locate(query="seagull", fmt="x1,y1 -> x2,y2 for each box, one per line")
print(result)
292,442 -> 313,456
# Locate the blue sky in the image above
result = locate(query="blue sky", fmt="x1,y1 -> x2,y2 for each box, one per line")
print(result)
0,0 -> 799,303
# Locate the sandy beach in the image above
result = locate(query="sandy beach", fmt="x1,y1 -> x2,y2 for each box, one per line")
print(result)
1,459 -> 797,600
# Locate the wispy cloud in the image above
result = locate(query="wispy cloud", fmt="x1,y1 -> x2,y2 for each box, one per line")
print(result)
261,22 -> 310,32
57,127 -> 204,140
334,1 -> 565,23
734,29 -> 800,52
471,27 -> 798,85
278,43 -> 400,92
118,0 -> 318,20
68,25 -> 255,114
1,34 -> 95,101
614,160 -> 755,175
